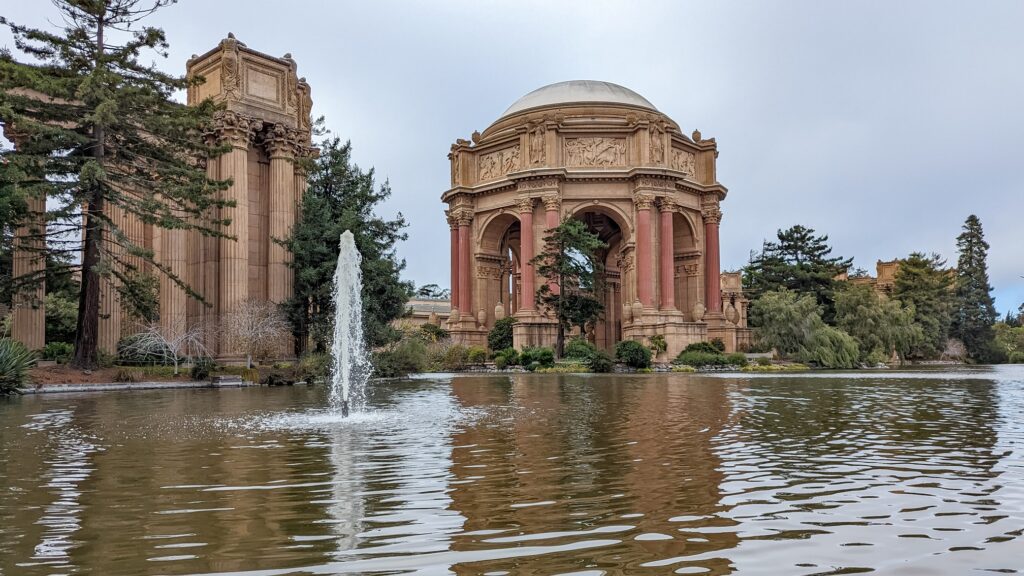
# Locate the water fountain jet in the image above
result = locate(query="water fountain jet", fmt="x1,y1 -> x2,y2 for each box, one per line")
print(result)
330,231 -> 371,415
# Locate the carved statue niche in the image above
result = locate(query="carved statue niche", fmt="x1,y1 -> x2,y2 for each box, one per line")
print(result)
283,53 -> 299,116
449,144 -> 461,186
530,122 -> 546,165
649,124 -> 665,164
220,36 -> 242,101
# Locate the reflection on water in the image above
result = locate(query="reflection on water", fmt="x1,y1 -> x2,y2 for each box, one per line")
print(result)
1,367 -> 1022,575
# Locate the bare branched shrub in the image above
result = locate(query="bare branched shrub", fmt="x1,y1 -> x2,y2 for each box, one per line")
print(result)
119,319 -> 210,376
221,299 -> 291,368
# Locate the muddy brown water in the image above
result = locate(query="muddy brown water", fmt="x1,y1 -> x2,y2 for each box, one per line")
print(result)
2,367 -> 1023,575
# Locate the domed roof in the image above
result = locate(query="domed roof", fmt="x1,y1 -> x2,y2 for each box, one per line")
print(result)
500,80 -> 658,119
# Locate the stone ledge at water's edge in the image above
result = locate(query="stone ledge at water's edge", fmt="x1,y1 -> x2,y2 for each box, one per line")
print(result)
19,380 -> 258,395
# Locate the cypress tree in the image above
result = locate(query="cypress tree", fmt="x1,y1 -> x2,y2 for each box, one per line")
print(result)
0,1 -> 230,368
952,215 -> 1000,361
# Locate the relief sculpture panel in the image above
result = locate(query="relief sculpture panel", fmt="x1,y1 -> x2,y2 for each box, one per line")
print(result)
670,147 -> 696,177
478,145 -> 520,182
564,137 -> 626,167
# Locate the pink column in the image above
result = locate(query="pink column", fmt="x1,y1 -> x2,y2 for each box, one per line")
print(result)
703,197 -> 723,314
659,202 -> 675,309
543,195 -> 560,295
518,198 -> 536,310
458,217 -> 472,315
449,215 -> 459,311
635,194 -> 654,307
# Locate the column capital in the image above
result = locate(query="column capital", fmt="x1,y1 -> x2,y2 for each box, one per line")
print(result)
634,192 -> 656,211
701,194 -> 722,224
263,123 -> 300,159
213,110 -> 262,148
657,197 -> 678,213
515,196 -> 536,214
453,208 -> 474,227
541,193 -> 561,212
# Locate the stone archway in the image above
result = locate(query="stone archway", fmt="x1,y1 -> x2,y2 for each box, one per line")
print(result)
569,203 -> 632,351
475,212 -> 522,328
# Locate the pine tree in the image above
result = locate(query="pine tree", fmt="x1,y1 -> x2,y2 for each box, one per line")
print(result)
0,1 -> 230,367
892,252 -> 954,359
532,218 -> 607,357
742,225 -> 852,323
952,215 -> 1000,362
284,138 -> 411,353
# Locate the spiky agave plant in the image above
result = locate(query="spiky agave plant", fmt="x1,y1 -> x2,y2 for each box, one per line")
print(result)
0,338 -> 36,395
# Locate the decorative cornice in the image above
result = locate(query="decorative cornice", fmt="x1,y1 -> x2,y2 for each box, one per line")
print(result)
516,176 -> 561,193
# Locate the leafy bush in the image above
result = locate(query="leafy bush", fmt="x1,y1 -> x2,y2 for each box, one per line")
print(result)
725,352 -> 748,367
710,338 -> 726,352
675,350 -> 729,367
649,334 -> 668,354
683,341 -> 721,354
488,317 -> 517,351
493,347 -> 520,368
117,333 -> 174,366
374,336 -> 429,377
797,325 -> 859,369
494,355 -> 509,370
520,346 -> 555,369
615,340 -> 652,369
298,352 -> 331,384
1009,351 -> 1024,364
190,357 -> 216,381
671,365 -> 697,373
537,363 -> 589,373
564,338 -> 597,360
441,344 -> 469,371
756,356 -> 772,367
420,323 -> 450,342
114,368 -> 138,383
588,350 -> 615,373
41,342 -> 73,363
0,338 -> 36,395
467,346 -> 488,364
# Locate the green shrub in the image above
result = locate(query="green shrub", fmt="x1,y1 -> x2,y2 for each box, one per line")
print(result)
756,356 -> 772,367
671,365 -> 697,373
649,334 -> 667,354
441,344 -> 470,371
114,368 -> 138,383
241,368 -> 260,383
41,342 -> 73,363
615,340 -> 652,369
0,338 -> 36,395
494,355 -> 509,370
537,362 -> 589,373
1008,351 -> 1024,364
683,341 -> 721,354
488,317 -> 517,351
725,352 -> 748,367
588,350 -> 615,373
190,357 -> 215,381
374,336 -> 429,377
520,346 -> 555,368
298,352 -> 331,383
710,338 -> 726,352
97,350 -> 117,369
797,325 -> 859,369
674,350 -> 729,367
420,323 -> 450,342
564,338 -> 597,360
467,346 -> 488,364
493,347 -> 520,367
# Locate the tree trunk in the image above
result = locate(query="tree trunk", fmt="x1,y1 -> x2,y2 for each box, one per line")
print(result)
71,15 -> 106,370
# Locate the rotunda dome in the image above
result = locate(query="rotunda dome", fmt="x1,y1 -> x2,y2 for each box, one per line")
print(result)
499,80 -> 658,119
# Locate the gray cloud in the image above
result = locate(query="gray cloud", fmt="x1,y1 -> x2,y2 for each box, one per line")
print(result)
3,0 -> 1021,312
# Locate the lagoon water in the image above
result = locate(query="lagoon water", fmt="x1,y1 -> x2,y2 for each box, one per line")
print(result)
2,367 -> 1023,575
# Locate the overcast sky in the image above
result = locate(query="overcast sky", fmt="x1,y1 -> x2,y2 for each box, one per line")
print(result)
3,0 -> 1022,313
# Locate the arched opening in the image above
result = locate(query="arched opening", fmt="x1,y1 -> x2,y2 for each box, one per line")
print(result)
477,212 -> 522,328
568,205 -> 631,351
672,211 -> 701,319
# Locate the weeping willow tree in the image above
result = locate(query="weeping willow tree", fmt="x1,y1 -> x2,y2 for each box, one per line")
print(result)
0,1 -> 230,367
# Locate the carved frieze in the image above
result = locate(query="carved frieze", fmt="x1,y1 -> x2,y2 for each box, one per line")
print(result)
516,177 -> 560,193
682,263 -> 700,277
634,176 -> 675,193
670,147 -> 697,177
564,137 -> 626,167
478,145 -> 520,181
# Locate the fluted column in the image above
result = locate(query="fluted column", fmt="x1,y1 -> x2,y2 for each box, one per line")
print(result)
159,220 -> 187,334
447,212 -> 459,314
659,199 -> 675,310
702,195 -> 723,315
216,113 -> 256,355
542,194 -> 560,295
98,204 -> 124,354
266,125 -> 297,304
456,210 -> 473,316
11,195 -> 46,350
635,193 -> 655,308
517,197 -> 536,310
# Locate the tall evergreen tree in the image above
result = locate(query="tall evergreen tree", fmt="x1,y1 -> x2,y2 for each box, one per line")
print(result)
532,218 -> 607,357
0,1 -> 230,367
284,138 -> 411,353
952,215 -> 1000,361
892,252 -> 954,359
742,225 -> 852,323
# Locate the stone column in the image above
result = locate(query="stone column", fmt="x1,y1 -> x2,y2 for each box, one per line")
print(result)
702,195 -> 723,315
456,210 -> 473,316
634,193 -> 655,308
659,199 -> 675,310
516,197 -> 536,310
266,125 -> 296,304
203,156 -> 221,355
159,220 -> 187,335
216,112 -> 255,354
11,195 -> 46,350
542,194 -> 560,295
447,211 -> 459,315
98,204 -> 124,354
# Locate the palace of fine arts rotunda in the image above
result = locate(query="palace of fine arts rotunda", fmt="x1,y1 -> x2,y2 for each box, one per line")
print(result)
442,80 -> 750,356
